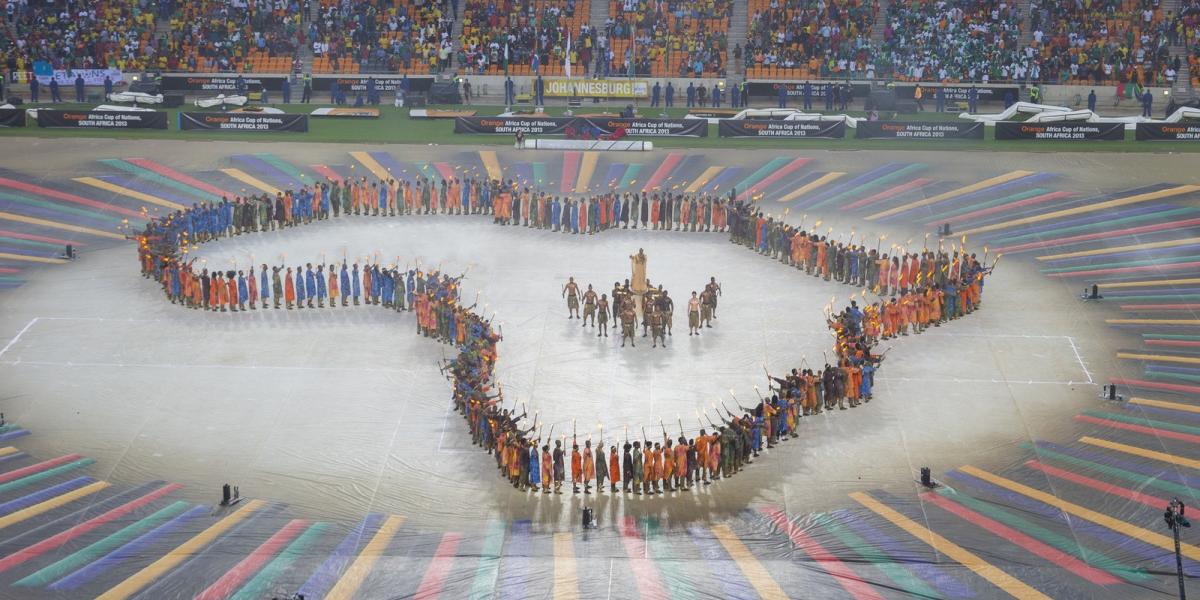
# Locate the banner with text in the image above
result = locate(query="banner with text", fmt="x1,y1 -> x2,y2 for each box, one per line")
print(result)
544,79 -> 649,98
584,117 -> 708,137
855,121 -> 984,140
719,119 -> 846,138
161,75 -> 288,93
0,109 -> 26,127
454,116 -> 576,135
893,84 -> 1017,103
453,116 -> 706,136
1135,123 -> 1200,141
37,109 -> 166,129
745,82 -> 871,99
311,76 -> 434,93
179,112 -> 309,132
33,65 -> 124,86
995,121 -> 1124,141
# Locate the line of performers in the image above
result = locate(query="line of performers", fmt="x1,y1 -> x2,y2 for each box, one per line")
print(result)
160,172 -> 740,242
562,277 -> 723,346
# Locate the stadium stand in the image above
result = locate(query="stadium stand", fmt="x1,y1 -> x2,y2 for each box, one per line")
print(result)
742,0 -> 878,81
606,0 -> 731,77
1,0 -> 158,73
878,0 -> 1026,83
459,0 -> 596,76
1029,0 -> 1171,85
160,0 -> 305,73
310,0 -> 454,74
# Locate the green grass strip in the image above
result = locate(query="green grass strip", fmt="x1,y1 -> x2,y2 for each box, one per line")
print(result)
97,159 -> 222,203
1020,442 -> 1197,498
1083,410 -> 1200,436
468,520 -> 507,600
0,458 -> 95,495
228,521 -> 330,600
933,488 -> 1151,583
643,517 -> 696,600
819,515 -> 941,598
14,500 -> 193,587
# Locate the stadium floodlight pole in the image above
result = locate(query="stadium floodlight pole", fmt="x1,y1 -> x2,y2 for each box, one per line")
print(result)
1165,497 -> 1191,599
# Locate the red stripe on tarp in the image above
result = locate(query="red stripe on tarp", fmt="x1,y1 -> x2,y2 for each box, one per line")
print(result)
923,492 -> 1122,585
0,267 -> 19,275
193,518 -> 309,600
1145,340 -> 1200,348
932,191 -> 1075,226
0,454 -> 82,484
0,229 -> 86,246
1122,304 -> 1200,311
619,516 -> 667,600
0,482 -> 183,574
560,152 -> 581,195
310,165 -> 344,183
842,178 -> 934,210
1075,414 -> 1200,444
1046,261 -> 1200,278
126,158 -> 233,198
1111,378 -> 1200,395
0,177 -> 143,219
995,218 -> 1200,254
412,532 -> 464,600
1025,460 -> 1165,509
761,507 -> 886,600
738,157 -> 811,200
641,153 -> 684,193
433,162 -> 456,182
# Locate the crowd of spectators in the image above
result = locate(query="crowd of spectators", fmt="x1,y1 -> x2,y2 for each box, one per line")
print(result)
1,0 -> 157,74
458,0 -> 597,76
877,0 -> 1026,83
606,0 -> 731,77
307,0 -> 454,74
160,0 -> 306,72
1172,1 -> 1200,87
743,0 -> 878,80
1029,0 -> 1171,86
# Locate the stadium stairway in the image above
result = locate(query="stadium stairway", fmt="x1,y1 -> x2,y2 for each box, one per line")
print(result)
870,0 -> 889,47
589,0 -> 608,36
728,0 -> 748,78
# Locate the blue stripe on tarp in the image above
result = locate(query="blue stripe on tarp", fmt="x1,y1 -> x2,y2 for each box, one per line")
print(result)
369,151 -> 408,180
806,163 -> 908,208
832,508 -> 976,599
0,430 -> 30,442
876,173 -> 1056,222
100,175 -> 196,207
702,166 -> 742,195
602,163 -> 625,192
0,476 -> 92,516
686,525 -> 756,600
296,513 -> 384,599
231,155 -> 300,189
1033,440 -> 1200,490
48,504 -> 207,591
499,520 -> 531,600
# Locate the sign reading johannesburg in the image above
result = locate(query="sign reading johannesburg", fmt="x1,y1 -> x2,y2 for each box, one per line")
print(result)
544,79 -> 649,98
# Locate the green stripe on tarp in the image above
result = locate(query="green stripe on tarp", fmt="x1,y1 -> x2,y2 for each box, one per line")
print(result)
811,163 -> 928,210
931,188 -> 1050,221
933,488 -> 1151,584
992,207 -> 1198,245
643,517 -> 696,600
532,162 -> 547,187
1020,442 -> 1197,498
0,458 -> 95,495
1041,255 -> 1200,274
229,521 -> 330,600
0,237 -> 70,251
731,157 -> 790,195
1101,295 -> 1200,303
256,153 -> 310,183
1144,334 -> 1200,340
0,191 -> 127,224
1143,370 -> 1200,383
820,515 -> 942,597
1083,410 -> 1200,436
97,159 -> 221,202
468,520 -> 507,600
14,500 -> 193,587
618,164 -> 643,190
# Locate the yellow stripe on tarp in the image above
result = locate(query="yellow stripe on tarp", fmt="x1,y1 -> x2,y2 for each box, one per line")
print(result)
219,169 -> 280,195
324,514 -> 405,600
1118,352 -> 1200,366
553,532 -> 578,600
851,492 -> 1050,600
958,185 -> 1200,236
0,481 -> 110,530
574,152 -> 599,194
348,151 -> 391,182
479,150 -> 503,182
1079,436 -> 1200,469
0,211 -> 124,240
959,465 -> 1200,562
73,177 -> 186,212
1130,397 -> 1200,414
685,166 -> 724,193
774,172 -> 845,203
865,171 -> 1034,220
97,499 -> 266,600
1106,319 -> 1200,326
1099,278 -> 1200,289
1036,237 -> 1200,261
710,524 -> 788,600
0,252 -> 67,265
0,447 -> 18,457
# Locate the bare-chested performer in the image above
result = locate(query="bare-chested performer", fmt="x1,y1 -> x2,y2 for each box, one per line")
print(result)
563,277 -> 580,319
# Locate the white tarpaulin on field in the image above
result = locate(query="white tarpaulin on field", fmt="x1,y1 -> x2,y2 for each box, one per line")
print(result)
107,91 -> 163,105
194,94 -> 248,108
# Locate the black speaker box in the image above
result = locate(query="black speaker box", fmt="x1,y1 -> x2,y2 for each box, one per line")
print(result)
164,94 -> 184,107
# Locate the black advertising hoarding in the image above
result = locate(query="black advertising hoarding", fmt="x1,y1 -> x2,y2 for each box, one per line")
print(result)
455,116 -> 576,135
1136,123 -> 1200,141
179,112 -> 309,132
311,76 -> 434,93
453,116 -> 707,136
745,81 -> 871,99
37,109 -> 167,129
854,121 -> 984,140
584,118 -> 708,137
893,84 -> 1017,103
995,121 -> 1124,141
161,75 -> 287,93
718,119 -> 846,138
0,108 -> 26,127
